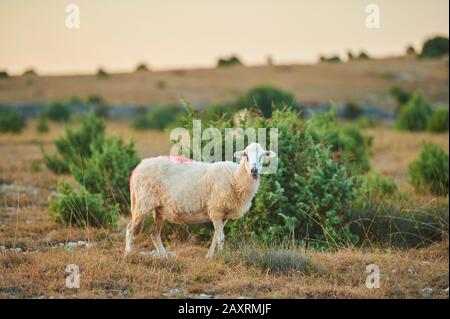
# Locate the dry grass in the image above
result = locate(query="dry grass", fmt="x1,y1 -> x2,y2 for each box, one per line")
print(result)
0,120 -> 448,299
0,57 -> 448,107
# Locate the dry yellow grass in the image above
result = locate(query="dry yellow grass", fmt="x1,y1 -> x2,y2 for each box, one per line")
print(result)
0,120 -> 448,299
0,57 -> 448,107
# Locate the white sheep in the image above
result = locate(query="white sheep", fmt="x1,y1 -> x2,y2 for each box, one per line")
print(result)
125,142 -> 276,258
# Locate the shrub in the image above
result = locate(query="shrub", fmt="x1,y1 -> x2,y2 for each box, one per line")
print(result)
395,91 -> 432,131
355,116 -> 378,129
217,56 -> 242,67
36,115 -> 49,133
390,86 -> 411,113
155,80 -> 166,89
23,69 -> 37,76
97,68 -> 109,78
0,71 -> 8,78
49,180 -> 119,228
235,85 -> 297,118
223,245 -> 313,274
358,51 -> 370,60
319,55 -> 341,63
69,137 -> 139,212
427,108 -> 449,133
420,36 -> 449,59
408,143 -> 449,196
308,108 -> 372,174
44,102 -> 71,122
201,103 -> 234,122
43,112 -> 105,173
135,63 -> 150,72
343,102 -> 362,119
68,96 -> 84,105
0,108 -> 26,133
86,94 -> 108,117
47,113 -> 139,226
360,172 -> 398,201
351,201 -> 448,248
132,105 -> 183,130
177,104 -> 360,249
406,45 -> 417,56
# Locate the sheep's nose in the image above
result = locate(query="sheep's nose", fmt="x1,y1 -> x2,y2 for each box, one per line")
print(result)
250,166 -> 258,175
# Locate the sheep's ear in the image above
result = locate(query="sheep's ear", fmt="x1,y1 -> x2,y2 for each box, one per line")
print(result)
264,150 -> 277,158
234,150 -> 245,159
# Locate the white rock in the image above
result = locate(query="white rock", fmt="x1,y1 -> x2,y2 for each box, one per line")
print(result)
199,293 -> 215,299
86,243 -> 97,249
0,245 -> 6,252
77,240 -> 87,246
14,247 -> 23,253
421,287 -> 433,296
443,287 -> 449,293
391,269 -> 397,273
67,242 -> 78,249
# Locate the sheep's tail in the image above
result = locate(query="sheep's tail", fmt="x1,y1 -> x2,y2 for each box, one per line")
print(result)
129,167 -> 137,215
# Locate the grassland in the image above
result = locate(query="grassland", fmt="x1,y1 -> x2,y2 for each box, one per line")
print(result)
0,120 -> 448,298
0,57 -> 448,108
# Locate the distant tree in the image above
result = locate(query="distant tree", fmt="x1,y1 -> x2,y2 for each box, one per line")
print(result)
0,70 -> 9,78
23,68 -> 38,76
135,63 -> 150,72
319,55 -> 341,63
420,36 -> 449,59
347,50 -> 355,61
358,51 -> 370,60
97,67 -> 109,78
217,55 -> 243,67
266,55 -> 274,66
406,45 -> 417,56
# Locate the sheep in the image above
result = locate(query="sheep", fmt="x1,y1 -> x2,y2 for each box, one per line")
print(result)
125,142 -> 276,258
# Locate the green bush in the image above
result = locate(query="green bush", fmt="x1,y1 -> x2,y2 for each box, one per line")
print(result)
427,108 -> 449,133
86,94 -> 108,117
351,201 -> 448,248
44,102 -> 71,122
69,137 -> 139,212
47,113 -> 139,226
0,108 -> 26,133
36,115 -> 49,133
358,51 -> 370,60
343,102 -> 362,119
201,103 -> 234,122
132,105 -> 183,130
360,172 -> 398,201
97,68 -> 109,78
420,36 -> 449,59
177,104 -> 360,249
0,71 -> 8,78
308,108 -> 372,174
355,116 -> 378,129
135,63 -> 150,72
235,85 -> 297,118
390,86 -> 411,113
23,69 -> 37,76
49,180 -> 119,228
408,143 -> 449,196
44,112 -> 105,173
319,55 -> 341,63
217,56 -> 242,67
395,91 -> 432,131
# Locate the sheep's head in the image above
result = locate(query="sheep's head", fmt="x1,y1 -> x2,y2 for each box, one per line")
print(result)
234,143 -> 276,179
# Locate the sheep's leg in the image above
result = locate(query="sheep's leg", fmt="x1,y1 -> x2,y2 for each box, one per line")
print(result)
206,219 -> 224,258
125,213 -> 146,255
150,212 -> 168,258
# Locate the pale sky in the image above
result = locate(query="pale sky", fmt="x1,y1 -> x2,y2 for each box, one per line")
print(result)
0,0 -> 448,75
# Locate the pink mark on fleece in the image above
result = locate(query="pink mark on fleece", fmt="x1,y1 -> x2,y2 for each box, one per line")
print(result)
157,155 -> 193,164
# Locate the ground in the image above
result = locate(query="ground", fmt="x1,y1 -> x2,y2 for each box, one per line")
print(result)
0,121 -> 448,298
0,57 -> 448,107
